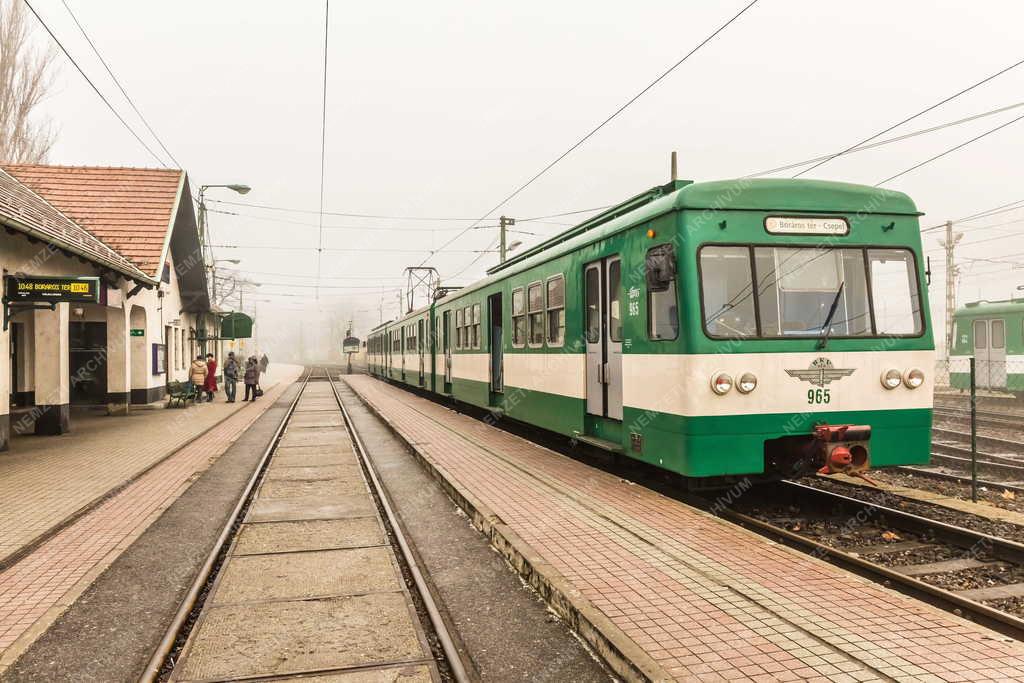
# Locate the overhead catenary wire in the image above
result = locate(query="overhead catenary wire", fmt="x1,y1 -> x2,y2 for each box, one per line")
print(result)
316,0 -> 330,300
746,100 -> 1024,179
22,0 -> 167,166
792,55 -> 1024,178
58,0 -> 182,169
426,0 -> 761,273
875,111 -> 1024,186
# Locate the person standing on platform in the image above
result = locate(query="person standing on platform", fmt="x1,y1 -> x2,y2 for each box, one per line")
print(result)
189,355 -> 208,402
223,352 -> 239,403
259,353 -> 269,376
244,356 -> 259,402
204,353 -> 218,402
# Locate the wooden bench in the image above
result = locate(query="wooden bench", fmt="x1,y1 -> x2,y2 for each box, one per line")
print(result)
167,381 -> 198,408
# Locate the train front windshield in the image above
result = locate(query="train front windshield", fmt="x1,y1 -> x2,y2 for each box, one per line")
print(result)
700,245 -> 923,339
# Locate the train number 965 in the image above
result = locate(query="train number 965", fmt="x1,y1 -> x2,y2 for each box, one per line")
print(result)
807,388 -> 831,405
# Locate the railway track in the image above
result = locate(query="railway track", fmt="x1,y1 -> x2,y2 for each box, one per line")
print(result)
894,466 -> 1024,495
933,426 -> 1024,456
933,407 -> 1024,432
140,366 -> 469,682
714,480 -> 1024,640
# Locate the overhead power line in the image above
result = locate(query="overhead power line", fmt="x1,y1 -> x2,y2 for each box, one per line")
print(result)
59,0 -> 182,168
793,55 -> 1024,178
921,198 -> 1024,234
876,111 -> 1024,186
22,0 -> 167,166
205,207 -> 502,232
316,0 -> 330,300
426,0 -> 761,272
747,100 -> 1024,178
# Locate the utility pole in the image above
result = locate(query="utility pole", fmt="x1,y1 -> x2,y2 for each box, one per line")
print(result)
938,220 -> 962,360
499,216 -> 516,263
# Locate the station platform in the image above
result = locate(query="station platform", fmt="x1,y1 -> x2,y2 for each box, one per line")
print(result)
0,365 -> 302,666
345,375 -> 1024,682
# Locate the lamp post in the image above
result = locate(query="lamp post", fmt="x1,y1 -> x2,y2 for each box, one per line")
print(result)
197,183 -> 250,311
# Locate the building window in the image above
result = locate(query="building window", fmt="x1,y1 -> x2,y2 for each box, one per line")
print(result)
546,275 -> 565,346
528,282 -> 544,346
646,244 -> 679,341
472,303 -> 481,349
512,287 -> 525,347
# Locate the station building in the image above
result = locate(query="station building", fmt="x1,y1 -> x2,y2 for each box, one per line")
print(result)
0,165 -> 225,451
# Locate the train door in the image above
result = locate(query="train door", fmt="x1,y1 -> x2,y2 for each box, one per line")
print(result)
418,319 -> 425,386
443,310 -> 453,393
401,326 -> 406,381
584,257 -> 623,420
973,319 -> 1007,390
489,293 -> 503,394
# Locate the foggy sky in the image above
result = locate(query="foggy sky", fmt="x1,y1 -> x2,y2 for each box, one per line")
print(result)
22,0 -> 1024,346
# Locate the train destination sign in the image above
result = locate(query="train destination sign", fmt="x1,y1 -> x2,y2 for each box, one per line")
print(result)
4,275 -> 102,304
764,216 -> 849,236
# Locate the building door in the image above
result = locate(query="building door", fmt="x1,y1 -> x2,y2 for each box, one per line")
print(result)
584,257 -> 623,420
70,321 -> 108,405
443,310 -> 452,392
418,319 -> 425,386
489,293 -> 503,393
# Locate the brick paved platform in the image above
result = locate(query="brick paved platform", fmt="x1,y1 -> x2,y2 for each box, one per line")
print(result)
346,376 -> 1024,683
0,365 -> 302,665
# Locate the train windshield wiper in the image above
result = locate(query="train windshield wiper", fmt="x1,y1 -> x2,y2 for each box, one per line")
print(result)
816,281 -> 845,350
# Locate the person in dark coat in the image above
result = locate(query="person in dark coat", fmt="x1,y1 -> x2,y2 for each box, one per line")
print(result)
244,356 -> 259,401
203,353 -> 218,402
223,352 -> 239,403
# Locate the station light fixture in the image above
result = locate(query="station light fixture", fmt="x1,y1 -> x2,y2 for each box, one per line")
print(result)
711,371 -> 733,395
880,368 -> 902,389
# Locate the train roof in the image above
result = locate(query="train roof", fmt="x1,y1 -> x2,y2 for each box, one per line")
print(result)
954,299 -> 1024,317
376,177 -> 921,329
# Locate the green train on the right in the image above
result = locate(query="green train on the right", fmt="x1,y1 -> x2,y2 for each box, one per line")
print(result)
950,299 -> 1024,393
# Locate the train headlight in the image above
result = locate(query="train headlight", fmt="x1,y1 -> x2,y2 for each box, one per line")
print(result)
737,372 -> 757,394
904,368 -> 925,389
711,372 -> 733,395
880,368 -> 902,390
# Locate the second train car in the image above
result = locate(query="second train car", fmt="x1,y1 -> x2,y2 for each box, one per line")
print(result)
368,177 -> 934,484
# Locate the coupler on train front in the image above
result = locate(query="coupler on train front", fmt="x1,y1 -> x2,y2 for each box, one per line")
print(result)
764,423 -> 876,484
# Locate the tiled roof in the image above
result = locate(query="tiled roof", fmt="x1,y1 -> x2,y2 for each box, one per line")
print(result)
3,165 -> 185,277
0,168 -> 152,282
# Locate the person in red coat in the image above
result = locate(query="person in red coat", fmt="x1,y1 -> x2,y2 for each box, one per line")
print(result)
203,353 -> 218,402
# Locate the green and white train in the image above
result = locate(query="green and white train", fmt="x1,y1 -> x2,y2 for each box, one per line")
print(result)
950,299 -> 1024,393
368,178 -> 934,484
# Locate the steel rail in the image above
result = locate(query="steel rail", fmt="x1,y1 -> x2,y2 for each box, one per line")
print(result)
326,372 -> 471,683
895,466 -> 1024,495
138,366 -> 314,682
716,480 -> 1024,640
933,427 -> 1024,455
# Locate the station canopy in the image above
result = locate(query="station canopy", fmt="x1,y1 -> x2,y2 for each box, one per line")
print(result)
220,312 -> 254,339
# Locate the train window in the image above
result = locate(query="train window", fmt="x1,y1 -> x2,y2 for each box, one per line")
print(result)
464,306 -> 473,348
512,288 -> 526,347
646,245 -> 678,341
472,303 -> 481,349
868,249 -> 922,335
528,282 -> 544,346
546,276 -> 565,346
699,246 -> 757,337
755,247 -> 871,337
608,260 -> 622,342
585,268 -> 600,343
992,319 -> 1005,349
455,308 -> 464,349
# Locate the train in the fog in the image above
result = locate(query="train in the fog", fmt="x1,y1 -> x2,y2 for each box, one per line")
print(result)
949,299 -> 1024,394
367,177 -> 934,485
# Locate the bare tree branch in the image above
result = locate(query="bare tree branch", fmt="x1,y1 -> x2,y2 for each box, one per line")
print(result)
0,0 -> 56,164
